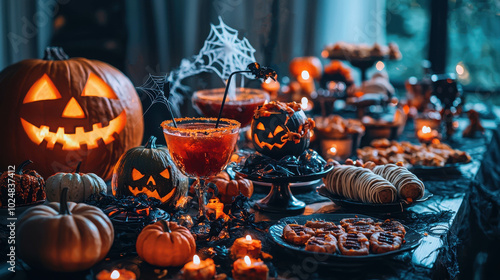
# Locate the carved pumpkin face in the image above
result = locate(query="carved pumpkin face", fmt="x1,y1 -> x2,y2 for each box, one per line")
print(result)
0,47 -> 144,180
112,136 -> 188,206
251,102 -> 313,159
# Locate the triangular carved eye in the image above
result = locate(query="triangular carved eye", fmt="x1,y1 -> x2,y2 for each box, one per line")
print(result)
256,122 -> 265,130
273,126 -> 284,135
132,168 -> 144,181
23,74 -> 62,104
81,73 -> 117,99
160,168 -> 170,179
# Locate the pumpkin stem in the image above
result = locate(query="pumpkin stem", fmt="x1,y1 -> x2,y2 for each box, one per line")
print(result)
160,220 -> 171,233
43,47 -> 69,60
16,160 -> 33,175
145,136 -> 157,149
59,188 -> 71,215
75,162 -> 82,173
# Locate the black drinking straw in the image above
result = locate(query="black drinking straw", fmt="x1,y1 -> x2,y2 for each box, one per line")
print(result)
165,82 -> 178,128
215,63 -> 277,128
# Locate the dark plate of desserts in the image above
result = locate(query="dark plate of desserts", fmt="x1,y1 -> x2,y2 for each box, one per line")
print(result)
269,214 -> 421,266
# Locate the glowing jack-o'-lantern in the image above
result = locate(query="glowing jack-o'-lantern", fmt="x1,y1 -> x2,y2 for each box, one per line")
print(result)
251,101 -> 315,159
0,47 -> 143,180
112,136 -> 188,205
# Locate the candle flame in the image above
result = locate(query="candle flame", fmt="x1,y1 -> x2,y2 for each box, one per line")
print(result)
246,235 -> 252,241
301,70 -> 310,80
301,97 -> 308,110
110,270 -> 120,279
265,77 -> 273,84
422,126 -> 431,134
244,256 -> 251,266
375,61 -> 385,71
329,146 -> 337,154
193,255 -> 200,265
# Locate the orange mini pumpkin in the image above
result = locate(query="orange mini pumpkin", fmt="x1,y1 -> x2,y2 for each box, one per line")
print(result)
207,170 -> 253,204
136,220 -> 196,267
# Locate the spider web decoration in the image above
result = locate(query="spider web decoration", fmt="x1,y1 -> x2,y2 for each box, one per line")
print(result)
136,74 -> 181,116
138,17 -> 257,116
194,16 -> 256,83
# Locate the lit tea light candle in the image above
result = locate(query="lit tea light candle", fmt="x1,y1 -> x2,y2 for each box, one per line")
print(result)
300,97 -> 313,111
417,125 -> 439,143
230,234 -> 262,259
181,255 -> 216,280
297,70 -> 315,94
232,256 -> 269,280
96,269 -> 136,280
206,198 -> 225,219
328,145 -> 337,157
261,77 -> 280,98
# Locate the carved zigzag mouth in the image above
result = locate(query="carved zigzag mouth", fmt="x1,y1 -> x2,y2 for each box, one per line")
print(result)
20,110 -> 126,150
127,186 -> 176,203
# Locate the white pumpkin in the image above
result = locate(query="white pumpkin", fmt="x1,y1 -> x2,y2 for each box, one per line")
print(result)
46,162 -> 107,202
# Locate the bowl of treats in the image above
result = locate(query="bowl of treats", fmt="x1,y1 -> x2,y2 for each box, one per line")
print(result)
315,115 -> 365,160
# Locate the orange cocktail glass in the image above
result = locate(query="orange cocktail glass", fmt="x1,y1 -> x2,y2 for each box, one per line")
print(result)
161,117 -> 240,217
192,88 -> 269,128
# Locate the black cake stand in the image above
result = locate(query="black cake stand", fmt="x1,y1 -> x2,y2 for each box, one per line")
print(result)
235,165 -> 333,214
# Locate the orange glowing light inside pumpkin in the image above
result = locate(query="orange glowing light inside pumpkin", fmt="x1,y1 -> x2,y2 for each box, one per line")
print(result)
20,110 -> 127,150
132,168 -> 144,181
62,97 -> 85,118
110,270 -> 120,279
23,74 -> 62,104
159,168 -> 170,179
82,72 -> 118,99
193,255 -> 200,265
244,256 -> 251,266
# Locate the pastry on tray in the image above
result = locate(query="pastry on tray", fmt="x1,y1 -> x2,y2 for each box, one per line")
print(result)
357,139 -> 471,167
345,223 -> 382,239
305,234 -> 338,254
281,218 -> 407,256
324,165 -> 397,203
376,219 -> 406,238
338,233 -> 370,256
323,160 -> 425,204
283,224 -> 315,245
369,231 -> 403,254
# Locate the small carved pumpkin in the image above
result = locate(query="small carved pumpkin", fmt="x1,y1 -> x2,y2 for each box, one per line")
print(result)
0,160 -> 45,207
207,170 -> 253,204
136,220 -> 196,267
112,136 -> 188,206
0,47 -> 144,181
251,101 -> 315,159
16,188 -> 114,272
45,162 -> 107,202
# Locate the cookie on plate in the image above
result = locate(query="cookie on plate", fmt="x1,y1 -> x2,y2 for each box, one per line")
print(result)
305,233 -> 338,254
283,224 -> 315,245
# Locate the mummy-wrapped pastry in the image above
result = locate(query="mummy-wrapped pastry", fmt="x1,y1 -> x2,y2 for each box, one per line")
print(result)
324,165 -> 397,203
372,164 -> 425,201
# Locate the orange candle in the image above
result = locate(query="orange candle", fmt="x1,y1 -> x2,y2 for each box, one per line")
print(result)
297,70 -> 315,94
261,77 -> 280,97
417,125 -> 439,143
181,255 -> 216,280
232,256 -> 268,280
231,235 -> 262,259
96,269 -> 136,280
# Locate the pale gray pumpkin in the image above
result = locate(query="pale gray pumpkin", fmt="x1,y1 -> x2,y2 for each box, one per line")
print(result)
46,162 -> 107,202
